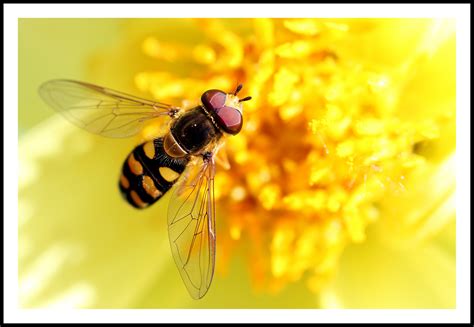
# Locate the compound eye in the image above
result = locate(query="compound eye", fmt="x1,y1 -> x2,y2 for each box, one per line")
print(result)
216,106 -> 243,135
201,90 -> 226,112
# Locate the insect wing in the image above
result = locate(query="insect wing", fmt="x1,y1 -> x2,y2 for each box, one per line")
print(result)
167,156 -> 216,299
39,79 -> 178,138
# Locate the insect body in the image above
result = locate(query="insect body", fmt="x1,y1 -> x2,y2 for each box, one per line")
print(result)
119,137 -> 189,209
39,80 -> 251,299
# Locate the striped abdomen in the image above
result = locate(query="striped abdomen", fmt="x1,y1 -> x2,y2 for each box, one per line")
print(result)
119,138 -> 189,209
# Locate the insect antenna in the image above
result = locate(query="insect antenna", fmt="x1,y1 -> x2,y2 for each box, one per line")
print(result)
239,96 -> 252,102
234,84 -> 243,95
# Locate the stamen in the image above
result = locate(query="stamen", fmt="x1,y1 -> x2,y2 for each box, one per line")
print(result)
239,96 -> 252,102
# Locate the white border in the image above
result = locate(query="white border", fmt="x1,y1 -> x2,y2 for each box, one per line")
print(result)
2,3 -> 471,18
5,3 -> 471,323
454,3 -> 471,324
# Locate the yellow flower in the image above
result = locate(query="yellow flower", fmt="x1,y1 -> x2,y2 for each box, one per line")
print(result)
19,18 -> 455,308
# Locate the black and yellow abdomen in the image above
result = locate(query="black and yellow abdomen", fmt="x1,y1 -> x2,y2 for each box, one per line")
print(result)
119,138 -> 189,209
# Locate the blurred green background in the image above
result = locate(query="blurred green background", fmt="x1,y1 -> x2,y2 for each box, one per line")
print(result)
19,19 -> 122,135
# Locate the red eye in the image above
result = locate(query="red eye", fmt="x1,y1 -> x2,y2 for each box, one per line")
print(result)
215,106 -> 243,135
201,90 -> 226,112
201,89 -> 243,135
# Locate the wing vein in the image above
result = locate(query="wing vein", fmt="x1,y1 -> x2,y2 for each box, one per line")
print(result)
39,79 -> 179,138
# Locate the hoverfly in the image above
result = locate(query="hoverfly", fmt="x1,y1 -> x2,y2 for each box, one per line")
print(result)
39,79 -> 251,299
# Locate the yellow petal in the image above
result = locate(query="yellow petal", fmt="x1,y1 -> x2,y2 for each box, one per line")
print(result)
19,117 -> 175,308
378,154 -> 456,245
322,226 -> 455,308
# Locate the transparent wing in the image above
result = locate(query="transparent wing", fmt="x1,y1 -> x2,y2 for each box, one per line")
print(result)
167,155 -> 216,299
39,79 -> 179,138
